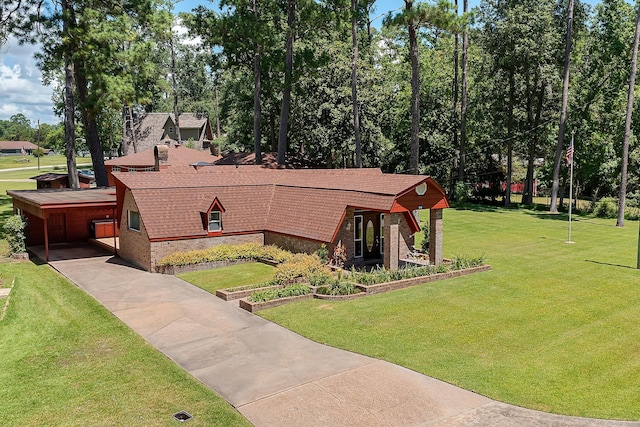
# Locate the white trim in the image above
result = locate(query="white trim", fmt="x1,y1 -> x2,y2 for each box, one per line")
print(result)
128,210 -> 140,232
354,214 -> 363,258
208,210 -> 222,232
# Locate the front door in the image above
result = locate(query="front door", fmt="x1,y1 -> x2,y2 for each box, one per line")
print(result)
363,212 -> 380,259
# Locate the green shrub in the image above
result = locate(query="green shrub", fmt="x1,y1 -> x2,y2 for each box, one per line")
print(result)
454,181 -> 470,203
315,244 -> 328,263
307,272 -> 334,287
4,215 -> 26,254
593,197 -> 618,218
316,281 -> 360,296
157,243 -> 293,266
350,255 -> 485,285
272,254 -> 329,285
625,206 -> 640,221
248,283 -> 311,302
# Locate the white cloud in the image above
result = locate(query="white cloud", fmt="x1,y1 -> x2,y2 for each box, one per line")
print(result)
0,37 -> 58,125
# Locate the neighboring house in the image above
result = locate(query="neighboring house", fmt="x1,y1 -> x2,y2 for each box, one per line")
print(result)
0,140 -> 38,156
123,113 -> 214,155
31,172 -> 95,189
105,143 -> 221,186
113,165 -> 450,272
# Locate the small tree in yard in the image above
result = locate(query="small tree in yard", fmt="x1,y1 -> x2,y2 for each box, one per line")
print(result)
4,215 -> 27,255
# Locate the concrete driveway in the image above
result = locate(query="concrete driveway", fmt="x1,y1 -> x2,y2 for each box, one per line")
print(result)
40,244 -> 639,427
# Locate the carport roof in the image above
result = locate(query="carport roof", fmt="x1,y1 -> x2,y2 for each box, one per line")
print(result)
7,187 -> 116,208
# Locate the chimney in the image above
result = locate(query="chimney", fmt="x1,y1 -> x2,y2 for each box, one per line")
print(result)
154,144 -> 169,171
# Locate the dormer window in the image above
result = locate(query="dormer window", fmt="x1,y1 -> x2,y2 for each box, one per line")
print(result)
202,197 -> 225,236
208,211 -> 222,232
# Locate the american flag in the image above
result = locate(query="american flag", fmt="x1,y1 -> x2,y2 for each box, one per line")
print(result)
565,143 -> 574,166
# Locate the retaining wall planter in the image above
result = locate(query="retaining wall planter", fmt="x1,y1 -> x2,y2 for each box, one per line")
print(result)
313,291 -> 367,301
239,293 -> 313,313
356,265 -> 492,295
216,284 -> 286,301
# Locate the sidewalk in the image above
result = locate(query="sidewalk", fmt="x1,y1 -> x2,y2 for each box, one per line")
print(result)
40,244 -> 640,427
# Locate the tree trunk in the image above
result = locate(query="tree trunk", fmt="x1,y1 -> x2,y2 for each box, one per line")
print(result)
352,0 -> 362,168
62,0 -> 79,189
215,86 -> 221,138
505,69 -> 515,207
617,4 -> 640,227
458,0 -> 469,184
75,61 -> 108,187
450,0 -> 459,194
523,79 -> 545,205
253,0 -> 262,165
550,0 -> 574,213
170,34 -> 182,144
406,0 -> 420,175
277,0 -> 295,166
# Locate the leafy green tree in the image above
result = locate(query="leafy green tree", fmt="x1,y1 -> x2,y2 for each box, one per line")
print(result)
385,0 -> 458,175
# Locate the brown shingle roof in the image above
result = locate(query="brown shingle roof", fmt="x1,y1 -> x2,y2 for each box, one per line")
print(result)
106,144 -> 219,167
0,140 -> 38,150
115,167 -> 448,242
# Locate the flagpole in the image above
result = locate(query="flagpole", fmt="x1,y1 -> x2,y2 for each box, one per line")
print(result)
567,130 -> 575,244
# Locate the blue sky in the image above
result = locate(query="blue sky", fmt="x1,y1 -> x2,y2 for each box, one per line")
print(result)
0,0 -> 613,126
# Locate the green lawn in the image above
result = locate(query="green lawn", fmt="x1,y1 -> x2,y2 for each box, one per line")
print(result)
0,154 -> 92,170
179,262 -> 276,293
0,260 -> 250,426
260,206 -> 640,421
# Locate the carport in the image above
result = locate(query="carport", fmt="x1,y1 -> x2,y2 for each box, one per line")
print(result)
7,188 -> 118,261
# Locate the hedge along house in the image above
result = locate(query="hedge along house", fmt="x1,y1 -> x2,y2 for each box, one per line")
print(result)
113,165 -> 450,272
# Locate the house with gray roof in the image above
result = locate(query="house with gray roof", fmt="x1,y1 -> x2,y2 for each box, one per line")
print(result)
123,113 -> 214,155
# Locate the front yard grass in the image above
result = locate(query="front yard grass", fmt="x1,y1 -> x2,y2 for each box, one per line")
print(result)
260,206 -> 640,421
178,262 -> 276,293
0,261 -> 250,426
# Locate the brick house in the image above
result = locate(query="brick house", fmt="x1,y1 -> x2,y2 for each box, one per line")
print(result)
114,165 -> 449,272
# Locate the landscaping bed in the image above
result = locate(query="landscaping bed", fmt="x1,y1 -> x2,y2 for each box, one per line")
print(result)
216,283 -> 286,301
355,265 -> 491,294
240,293 -> 314,313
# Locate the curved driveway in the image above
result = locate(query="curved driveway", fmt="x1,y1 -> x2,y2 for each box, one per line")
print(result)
42,244 -> 639,427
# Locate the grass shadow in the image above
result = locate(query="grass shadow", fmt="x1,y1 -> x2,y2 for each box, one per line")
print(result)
585,259 -> 638,270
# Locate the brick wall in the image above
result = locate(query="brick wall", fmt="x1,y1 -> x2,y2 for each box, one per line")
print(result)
150,233 -> 263,272
118,190 -> 152,270
264,232 -> 323,256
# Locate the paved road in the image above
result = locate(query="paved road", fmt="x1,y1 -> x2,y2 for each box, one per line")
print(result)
38,244 -> 640,427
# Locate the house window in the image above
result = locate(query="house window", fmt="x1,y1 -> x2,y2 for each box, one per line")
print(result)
380,214 -> 385,255
128,210 -> 140,232
112,166 -> 121,172
168,126 -> 174,135
208,210 -> 222,232
354,214 -> 363,258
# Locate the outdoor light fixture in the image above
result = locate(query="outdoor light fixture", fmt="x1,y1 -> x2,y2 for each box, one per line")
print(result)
346,221 -> 352,231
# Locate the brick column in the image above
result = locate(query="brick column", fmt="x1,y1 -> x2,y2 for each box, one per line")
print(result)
384,213 -> 399,271
429,208 -> 443,266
